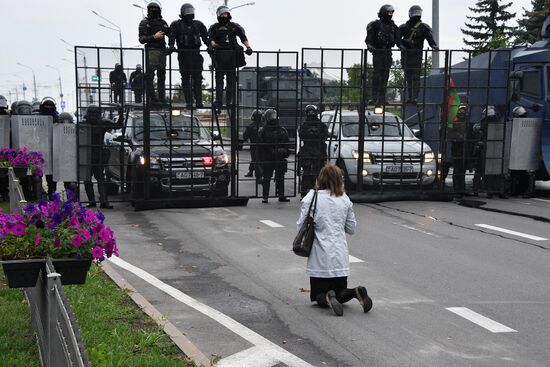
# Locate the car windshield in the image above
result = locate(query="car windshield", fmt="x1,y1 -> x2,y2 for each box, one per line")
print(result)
133,114 -> 211,141
339,114 -> 413,138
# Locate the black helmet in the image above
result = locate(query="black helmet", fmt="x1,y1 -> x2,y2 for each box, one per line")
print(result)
59,112 -> 74,123
32,101 -> 41,113
15,100 -> 33,115
180,3 -> 195,17
0,95 -> 8,109
305,104 -> 318,117
136,64 -> 142,70
251,109 -> 263,123
263,109 -> 277,123
409,5 -> 422,18
512,106 -> 527,118
40,97 -> 57,115
147,1 -> 162,17
378,4 -> 395,19
85,104 -> 101,121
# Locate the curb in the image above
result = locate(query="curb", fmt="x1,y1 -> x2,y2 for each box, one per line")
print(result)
101,261 -> 211,367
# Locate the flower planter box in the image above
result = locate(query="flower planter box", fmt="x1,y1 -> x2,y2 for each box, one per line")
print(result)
52,258 -> 92,285
0,167 -> 7,177
13,167 -> 29,178
0,259 -> 46,288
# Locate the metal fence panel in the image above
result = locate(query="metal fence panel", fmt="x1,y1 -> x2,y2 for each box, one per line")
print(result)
11,115 -> 53,175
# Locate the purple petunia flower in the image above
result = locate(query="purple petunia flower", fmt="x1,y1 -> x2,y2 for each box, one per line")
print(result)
35,233 -> 41,246
54,238 -> 61,248
52,192 -> 61,203
96,211 -> 105,223
83,210 -> 97,223
91,246 -> 103,259
12,223 -> 25,236
71,234 -> 84,247
66,189 -> 75,202
69,216 -> 80,228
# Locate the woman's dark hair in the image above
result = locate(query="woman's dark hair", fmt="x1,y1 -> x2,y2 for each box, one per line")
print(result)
316,163 -> 344,196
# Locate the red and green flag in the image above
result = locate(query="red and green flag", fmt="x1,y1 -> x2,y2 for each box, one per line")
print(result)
447,78 -> 461,128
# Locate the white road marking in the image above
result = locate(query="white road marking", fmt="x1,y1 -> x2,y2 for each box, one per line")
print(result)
475,224 -> 548,241
349,255 -> 364,263
109,257 -> 313,367
260,220 -> 284,228
394,222 -> 440,238
446,307 -> 517,333
532,198 -> 550,204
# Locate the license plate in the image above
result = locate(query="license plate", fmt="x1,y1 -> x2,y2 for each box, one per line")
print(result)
385,165 -> 414,173
175,171 -> 205,179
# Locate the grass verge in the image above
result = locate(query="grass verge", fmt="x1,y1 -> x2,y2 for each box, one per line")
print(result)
0,200 -> 9,213
65,264 -> 194,367
0,265 -> 40,367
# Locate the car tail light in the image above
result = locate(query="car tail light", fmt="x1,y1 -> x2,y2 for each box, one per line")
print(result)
202,156 -> 214,167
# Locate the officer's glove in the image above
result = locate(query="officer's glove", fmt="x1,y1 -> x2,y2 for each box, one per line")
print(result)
245,47 -> 253,56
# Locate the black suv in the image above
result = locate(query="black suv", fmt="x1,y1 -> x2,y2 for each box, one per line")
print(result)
104,110 -> 230,197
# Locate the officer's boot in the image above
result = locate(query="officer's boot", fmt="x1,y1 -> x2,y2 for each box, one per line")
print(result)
194,84 -> 204,108
262,177 -> 270,203
157,70 -> 166,104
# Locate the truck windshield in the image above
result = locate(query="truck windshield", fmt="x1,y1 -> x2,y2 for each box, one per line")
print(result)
340,115 -> 413,138
133,115 -> 211,141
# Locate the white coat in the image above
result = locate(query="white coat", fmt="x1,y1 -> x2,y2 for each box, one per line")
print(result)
297,189 -> 357,278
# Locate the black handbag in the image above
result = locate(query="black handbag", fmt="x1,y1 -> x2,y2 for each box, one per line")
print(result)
293,190 -> 318,257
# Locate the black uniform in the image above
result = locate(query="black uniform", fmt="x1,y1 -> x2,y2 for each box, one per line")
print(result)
40,100 -> 59,199
208,21 -> 248,109
243,117 -> 263,177
259,118 -> 290,200
446,108 -> 469,193
399,18 -> 437,102
82,107 -> 122,208
129,67 -> 144,103
169,17 -> 208,108
138,13 -> 169,103
298,117 -> 329,197
109,64 -> 127,104
365,17 -> 401,105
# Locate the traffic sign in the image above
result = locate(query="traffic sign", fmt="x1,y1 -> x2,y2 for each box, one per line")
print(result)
92,75 -> 101,82
60,101 -> 66,109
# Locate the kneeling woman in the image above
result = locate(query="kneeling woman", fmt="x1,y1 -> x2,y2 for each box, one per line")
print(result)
297,163 -> 372,316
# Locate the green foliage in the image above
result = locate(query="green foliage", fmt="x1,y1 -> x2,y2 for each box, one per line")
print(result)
461,0 -> 516,54
65,265 -> 193,367
513,0 -> 550,45
0,265 -> 40,366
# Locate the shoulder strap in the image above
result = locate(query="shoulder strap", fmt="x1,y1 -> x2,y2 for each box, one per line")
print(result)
308,190 -> 318,217
407,21 -> 423,41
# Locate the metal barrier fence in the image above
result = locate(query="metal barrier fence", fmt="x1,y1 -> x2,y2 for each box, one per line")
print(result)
7,168 -> 91,367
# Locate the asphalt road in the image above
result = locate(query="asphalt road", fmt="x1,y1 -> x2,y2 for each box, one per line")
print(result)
101,180 -> 550,366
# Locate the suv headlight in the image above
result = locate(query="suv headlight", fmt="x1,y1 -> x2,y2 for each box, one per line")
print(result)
423,151 -> 435,163
139,155 -> 160,169
352,150 -> 371,163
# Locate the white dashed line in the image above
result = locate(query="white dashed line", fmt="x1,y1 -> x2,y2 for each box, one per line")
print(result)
446,307 -> 517,333
260,220 -> 284,228
475,224 -> 548,241
394,223 -> 440,238
109,257 -> 313,367
532,198 -> 550,204
349,255 -> 364,263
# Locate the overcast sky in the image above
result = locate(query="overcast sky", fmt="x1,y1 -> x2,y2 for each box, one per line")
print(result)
0,0 -> 532,110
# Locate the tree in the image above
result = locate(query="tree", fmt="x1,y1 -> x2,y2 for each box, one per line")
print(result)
461,0 -> 516,54
513,0 -> 550,45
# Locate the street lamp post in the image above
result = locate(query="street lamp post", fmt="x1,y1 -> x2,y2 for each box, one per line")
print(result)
133,4 -> 145,17
91,10 -> 123,53
229,2 -> 255,11
17,62 -> 38,102
432,0 -> 440,69
46,65 -> 64,111
61,39 -> 90,106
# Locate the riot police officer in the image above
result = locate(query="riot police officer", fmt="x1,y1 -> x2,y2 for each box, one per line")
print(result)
208,5 -> 253,112
399,5 -> 438,103
0,95 -> 8,115
138,1 -> 170,104
0,95 -> 8,200
169,3 -> 209,109
129,64 -> 144,103
447,104 -> 468,195
40,97 -> 59,198
365,4 -> 402,106
109,63 -> 127,104
243,109 -> 263,178
82,105 -> 122,209
298,105 -> 328,198
258,109 -> 290,203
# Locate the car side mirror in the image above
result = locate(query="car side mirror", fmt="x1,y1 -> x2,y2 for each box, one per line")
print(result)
412,128 -> 422,138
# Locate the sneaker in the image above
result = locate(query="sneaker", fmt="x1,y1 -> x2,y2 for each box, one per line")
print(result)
86,202 -> 97,208
326,290 -> 343,316
262,198 -> 268,204
244,172 -> 254,177
278,197 -> 290,202
355,286 -> 373,313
